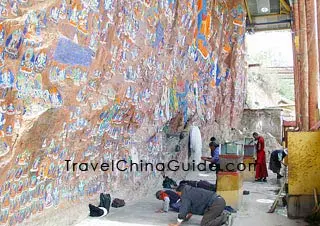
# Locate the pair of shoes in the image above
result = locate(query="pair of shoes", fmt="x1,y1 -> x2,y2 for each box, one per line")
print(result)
255,179 -> 262,182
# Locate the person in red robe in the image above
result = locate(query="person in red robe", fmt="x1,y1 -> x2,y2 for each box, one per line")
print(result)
253,132 -> 268,182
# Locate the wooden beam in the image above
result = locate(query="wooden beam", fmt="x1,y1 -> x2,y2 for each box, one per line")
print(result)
244,0 -> 252,24
251,13 -> 288,18
280,0 -> 291,12
298,0 -> 309,131
306,0 -> 320,129
292,0 -> 301,129
250,26 -> 291,32
317,0 -> 320,79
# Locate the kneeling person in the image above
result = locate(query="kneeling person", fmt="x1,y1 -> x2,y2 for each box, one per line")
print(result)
156,190 -> 181,213
169,185 -> 227,226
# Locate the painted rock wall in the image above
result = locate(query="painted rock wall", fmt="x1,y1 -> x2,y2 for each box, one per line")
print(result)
0,0 -> 246,225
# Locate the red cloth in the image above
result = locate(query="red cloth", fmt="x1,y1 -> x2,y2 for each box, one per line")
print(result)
159,191 -> 168,200
255,136 -> 268,179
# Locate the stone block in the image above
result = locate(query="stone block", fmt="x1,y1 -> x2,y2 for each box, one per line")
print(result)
217,171 -> 243,191
217,189 -> 243,210
287,195 -> 319,218
241,156 -> 256,181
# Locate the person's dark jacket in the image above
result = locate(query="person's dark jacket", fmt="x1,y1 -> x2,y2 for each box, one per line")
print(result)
269,149 -> 287,173
177,180 -> 216,191
178,185 -> 217,220
164,190 -> 180,205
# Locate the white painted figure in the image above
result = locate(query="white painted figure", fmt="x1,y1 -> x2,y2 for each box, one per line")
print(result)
189,125 -> 202,165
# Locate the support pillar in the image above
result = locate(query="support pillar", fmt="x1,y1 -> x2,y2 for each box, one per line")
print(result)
298,0 -> 309,131
317,0 -> 320,74
292,0 -> 301,129
306,0 -> 320,129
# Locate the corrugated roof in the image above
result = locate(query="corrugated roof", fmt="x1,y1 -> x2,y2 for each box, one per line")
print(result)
246,0 -> 292,31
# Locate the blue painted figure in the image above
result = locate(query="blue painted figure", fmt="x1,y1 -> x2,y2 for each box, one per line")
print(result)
37,11 -> 47,29
0,24 -> 4,46
34,50 -> 47,72
49,66 -> 59,82
104,0 -> 112,11
78,8 -> 89,34
89,32 -> 98,57
7,103 -> 14,115
5,125 -> 12,136
50,7 -> 60,24
0,112 -> 5,130
68,3 -> 78,27
24,11 -> 40,38
59,0 -> 67,19
10,1 -> 19,16
153,21 -> 164,48
20,48 -> 35,74
5,30 -> 23,59
0,69 -> 14,89
0,49 -> 4,68
89,0 -> 100,11
49,87 -> 63,107
176,80 -> 189,123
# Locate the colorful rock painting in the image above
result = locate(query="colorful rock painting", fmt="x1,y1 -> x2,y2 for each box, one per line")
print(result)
0,69 -> 14,88
34,51 -> 47,72
4,30 -> 23,59
0,0 -> 246,225
53,37 -> 93,66
194,0 -> 211,59
20,48 -> 35,73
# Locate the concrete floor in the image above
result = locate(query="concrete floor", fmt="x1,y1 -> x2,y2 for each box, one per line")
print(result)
75,171 -> 308,226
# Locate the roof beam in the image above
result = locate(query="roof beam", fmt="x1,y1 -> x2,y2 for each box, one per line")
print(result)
251,13 -> 289,18
280,0 -> 291,14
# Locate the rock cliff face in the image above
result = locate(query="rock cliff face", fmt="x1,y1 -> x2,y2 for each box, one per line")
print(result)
0,0 -> 246,225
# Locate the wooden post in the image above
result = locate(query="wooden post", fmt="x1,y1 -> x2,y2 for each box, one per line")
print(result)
292,0 -> 301,129
298,0 -> 309,131
318,0 -> 320,75
305,0 -> 320,129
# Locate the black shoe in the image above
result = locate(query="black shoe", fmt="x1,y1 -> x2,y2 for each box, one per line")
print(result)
89,204 -> 104,217
262,178 -> 267,182
255,178 -> 262,182
277,174 -> 283,179
99,193 -> 111,212
99,193 -> 103,207
220,210 -> 231,225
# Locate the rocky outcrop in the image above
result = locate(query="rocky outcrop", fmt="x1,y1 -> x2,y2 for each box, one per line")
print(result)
0,0 -> 246,225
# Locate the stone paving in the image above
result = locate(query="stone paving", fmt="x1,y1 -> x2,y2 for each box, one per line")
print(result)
76,170 -> 307,226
